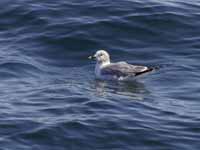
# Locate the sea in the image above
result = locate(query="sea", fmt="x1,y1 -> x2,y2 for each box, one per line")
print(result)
0,0 -> 200,149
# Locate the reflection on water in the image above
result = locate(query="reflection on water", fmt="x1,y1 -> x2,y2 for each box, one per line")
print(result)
93,79 -> 149,100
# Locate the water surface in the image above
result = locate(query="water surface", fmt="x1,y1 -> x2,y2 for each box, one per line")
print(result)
0,0 -> 200,149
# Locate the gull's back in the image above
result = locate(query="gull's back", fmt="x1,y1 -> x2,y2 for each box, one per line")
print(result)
100,62 -> 151,78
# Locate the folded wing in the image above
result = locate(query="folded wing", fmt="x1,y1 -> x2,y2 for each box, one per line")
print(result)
101,62 -> 151,77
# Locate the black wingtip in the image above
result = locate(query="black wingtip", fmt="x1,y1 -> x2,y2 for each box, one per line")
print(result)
135,66 -> 158,76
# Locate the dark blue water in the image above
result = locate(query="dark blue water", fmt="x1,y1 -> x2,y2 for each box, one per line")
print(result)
0,0 -> 200,149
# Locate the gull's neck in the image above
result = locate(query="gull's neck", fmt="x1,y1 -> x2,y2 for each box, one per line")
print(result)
96,60 -> 110,68
95,61 -> 110,77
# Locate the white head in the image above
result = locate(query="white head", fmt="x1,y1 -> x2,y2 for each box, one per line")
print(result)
89,50 -> 110,65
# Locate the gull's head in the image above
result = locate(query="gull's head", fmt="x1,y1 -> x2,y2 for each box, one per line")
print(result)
89,50 -> 110,65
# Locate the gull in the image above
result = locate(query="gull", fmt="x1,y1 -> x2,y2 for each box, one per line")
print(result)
89,50 -> 154,81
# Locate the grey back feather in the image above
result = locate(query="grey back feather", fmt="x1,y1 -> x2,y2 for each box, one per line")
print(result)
101,62 -> 148,77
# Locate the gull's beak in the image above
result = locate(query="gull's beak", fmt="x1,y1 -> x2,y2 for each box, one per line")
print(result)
88,55 -> 96,60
